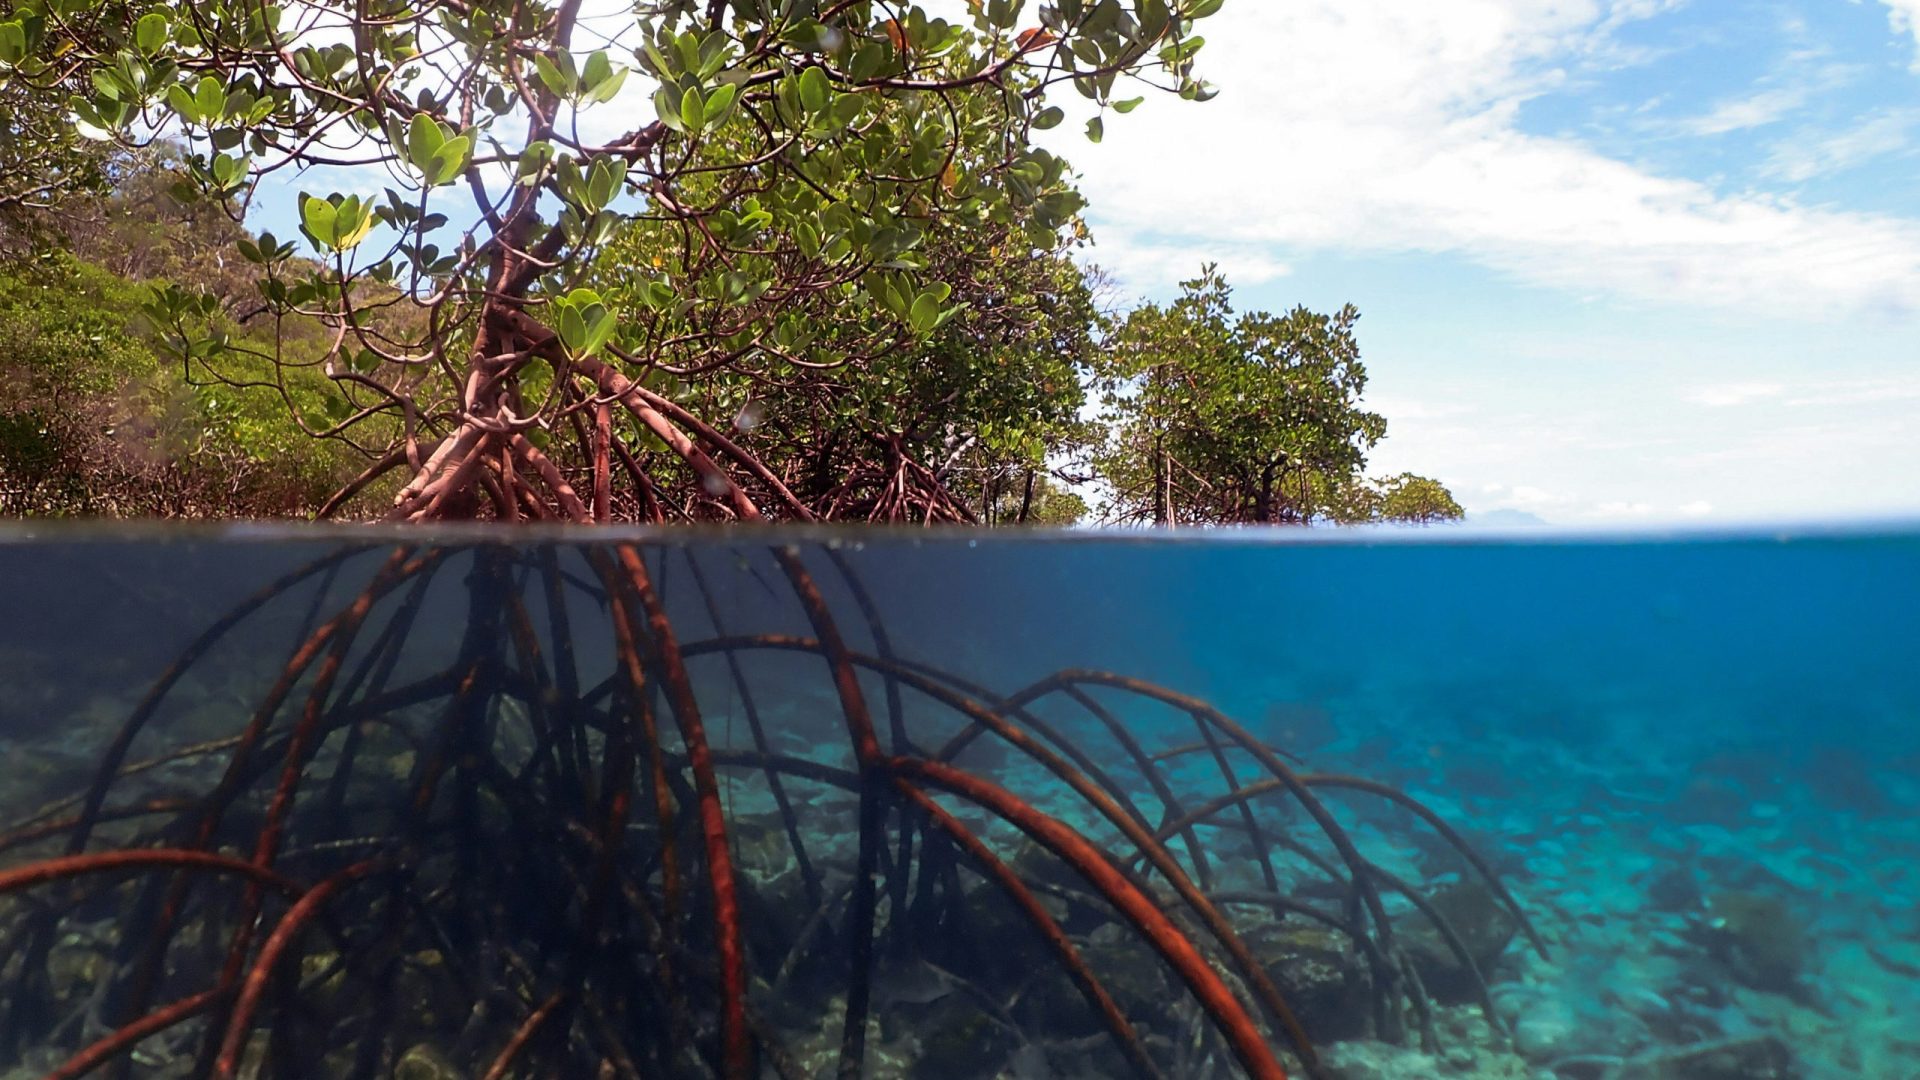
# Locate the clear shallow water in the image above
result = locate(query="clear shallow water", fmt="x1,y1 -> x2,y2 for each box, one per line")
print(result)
0,525 -> 1914,1079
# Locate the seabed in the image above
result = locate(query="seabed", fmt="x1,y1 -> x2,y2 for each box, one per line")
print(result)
0,529 -> 1914,1078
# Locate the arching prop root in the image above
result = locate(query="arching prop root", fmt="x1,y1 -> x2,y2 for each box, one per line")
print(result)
0,542 -> 1544,1078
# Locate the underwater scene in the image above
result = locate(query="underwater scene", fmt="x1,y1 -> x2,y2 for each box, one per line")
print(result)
0,525 -> 1915,1080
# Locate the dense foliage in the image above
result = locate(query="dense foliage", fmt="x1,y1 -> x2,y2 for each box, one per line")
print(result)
0,1 -> 134,235
1,0 -> 1467,526
1093,266 -> 1460,525
0,245 -> 355,516
3,0 -> 1227,523
1350,471 -> 1465,524
586,112 -> 1108,522
1095,267 -> 1370,523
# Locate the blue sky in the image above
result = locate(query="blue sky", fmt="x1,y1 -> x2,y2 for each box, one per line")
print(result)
1048,0 -> 1920,524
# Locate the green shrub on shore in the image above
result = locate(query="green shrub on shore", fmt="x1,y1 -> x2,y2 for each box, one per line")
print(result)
0,251 -> 357,516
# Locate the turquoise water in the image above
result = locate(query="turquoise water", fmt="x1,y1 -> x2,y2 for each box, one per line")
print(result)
0,525 -> 1914,1078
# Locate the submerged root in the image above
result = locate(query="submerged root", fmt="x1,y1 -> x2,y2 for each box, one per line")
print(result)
0,543 -> 1543,1078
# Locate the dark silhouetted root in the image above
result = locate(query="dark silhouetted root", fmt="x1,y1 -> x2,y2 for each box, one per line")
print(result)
0,544 -> 1543,1078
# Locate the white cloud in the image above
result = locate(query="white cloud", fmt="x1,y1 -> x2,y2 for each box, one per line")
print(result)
1060,1 -> 1920,315
1685,381 -> 1786,407
1783,374 -> 1920,407
1591,500 -> 1656,516
1679,87 -> 1813,136
1675,372 -> 1920,409
1507,484 -> 1576,507
1359,397 -> 1473,421
1087,229 -> 1291,291
1678,500 -> 1715,515
1665,54 -> 1859,138
1885,0 -> 1920,71
1762,107 -> 1920,183
1460,481 -> 1580,521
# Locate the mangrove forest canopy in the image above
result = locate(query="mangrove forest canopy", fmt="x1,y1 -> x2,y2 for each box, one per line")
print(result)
0,0 -> 1461,527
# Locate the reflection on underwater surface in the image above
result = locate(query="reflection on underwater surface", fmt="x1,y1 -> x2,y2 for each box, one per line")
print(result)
0,526 -> 1914,1079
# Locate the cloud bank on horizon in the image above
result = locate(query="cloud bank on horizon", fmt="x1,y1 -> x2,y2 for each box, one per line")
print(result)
1056,0 -> 1920,524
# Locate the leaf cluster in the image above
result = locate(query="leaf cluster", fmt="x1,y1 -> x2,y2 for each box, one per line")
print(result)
1094,264 -> 1392,525
8,0 -> 1224,521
